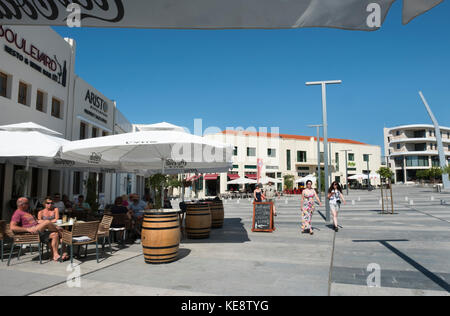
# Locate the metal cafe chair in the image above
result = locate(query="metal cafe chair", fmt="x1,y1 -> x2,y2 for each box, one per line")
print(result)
61,221 -> 100,264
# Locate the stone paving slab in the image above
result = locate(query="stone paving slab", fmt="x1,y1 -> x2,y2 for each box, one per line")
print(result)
1,185 -> 449,296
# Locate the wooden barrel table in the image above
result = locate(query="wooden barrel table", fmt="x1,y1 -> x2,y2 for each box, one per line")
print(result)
185,203 -> 212,239
141,210 -> 181,264
210,201 -> 224,228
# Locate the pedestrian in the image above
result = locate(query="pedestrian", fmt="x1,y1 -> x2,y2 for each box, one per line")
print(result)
265,182 -> 279,216
253,184 -> 265,202
300,180 -> 322,235
327,182 -> 346,232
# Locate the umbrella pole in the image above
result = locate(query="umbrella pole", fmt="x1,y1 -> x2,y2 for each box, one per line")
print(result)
161,159 -> 165,209
181,173 -> 185,202
24,157 -> 30,197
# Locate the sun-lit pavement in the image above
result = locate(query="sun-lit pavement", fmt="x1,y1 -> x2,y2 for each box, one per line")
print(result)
0,185 -> 449,296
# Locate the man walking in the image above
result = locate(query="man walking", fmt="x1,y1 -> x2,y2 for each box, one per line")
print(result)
265,182 -> 279,216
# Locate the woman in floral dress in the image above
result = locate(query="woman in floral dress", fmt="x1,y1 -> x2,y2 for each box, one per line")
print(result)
301,180 -> 322,235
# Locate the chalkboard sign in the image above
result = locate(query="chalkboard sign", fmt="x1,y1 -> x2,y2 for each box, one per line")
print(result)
252,202 -> 274,232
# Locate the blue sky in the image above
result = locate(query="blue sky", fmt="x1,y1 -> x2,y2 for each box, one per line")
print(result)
54,1 -> 450,149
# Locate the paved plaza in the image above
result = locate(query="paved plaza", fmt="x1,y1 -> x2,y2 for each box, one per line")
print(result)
0,186 -> 449,296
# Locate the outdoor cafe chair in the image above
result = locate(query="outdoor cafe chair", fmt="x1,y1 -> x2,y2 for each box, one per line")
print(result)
6,224 -> 42,266
110,214 -> 131,246
60,221 -> 100,264
97,215 -> 113,255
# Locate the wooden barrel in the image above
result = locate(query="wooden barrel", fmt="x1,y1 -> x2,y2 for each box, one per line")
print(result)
185,204 -> 212,239
210,201 -> 224,228
141,211 -> 180,264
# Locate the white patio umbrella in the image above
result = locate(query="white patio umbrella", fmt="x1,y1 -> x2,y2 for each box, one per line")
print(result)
258,176 -> 282,185
348,174 -> 366,180
0,123 -> 68,196
61,128 -> 233,206
295,174 -> 317,184
227,178 -> 257,185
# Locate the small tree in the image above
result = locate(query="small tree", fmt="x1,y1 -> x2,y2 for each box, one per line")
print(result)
416,169 -> 429,184
284,175 -> 294,190
146,174 -> 167,209
443,165 -> 450,176
377,167 -> 393,181
429,167 -> 443,184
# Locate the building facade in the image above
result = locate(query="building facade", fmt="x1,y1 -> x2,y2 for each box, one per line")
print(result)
384,125 -> 450,183
196,130 -> 382,198
0,25 -> 138,220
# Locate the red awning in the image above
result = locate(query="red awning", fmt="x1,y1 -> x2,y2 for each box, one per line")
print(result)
204,174 -> 218,181
186,175 -> 200,182
228,174 -> 240,180
246,174 -> 257,180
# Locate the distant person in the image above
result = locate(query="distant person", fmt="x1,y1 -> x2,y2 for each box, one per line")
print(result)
62,195 -> 73,213
328,182 -> 346,232
300,180 -> 322,235
253,184 -> 265,203
128,194 -> 149,239
73,195 -> 91,213
265,182 -> 280,216
121,195 -> 130,207
53,193 -> 65,214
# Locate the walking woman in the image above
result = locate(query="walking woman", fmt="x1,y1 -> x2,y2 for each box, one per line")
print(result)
301,180 -> 322,235
328,182 -> 346,232
253,184 -> 266,202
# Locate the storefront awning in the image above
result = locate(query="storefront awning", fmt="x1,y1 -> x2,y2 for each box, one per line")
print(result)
228,174 -> 240,180
186,175 -> 200,182
246,174 -> 258,180
204,174 -> 218,181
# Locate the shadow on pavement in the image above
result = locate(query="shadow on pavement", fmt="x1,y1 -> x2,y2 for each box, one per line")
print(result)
182,218 -> 250,244
353,239 -> 450,293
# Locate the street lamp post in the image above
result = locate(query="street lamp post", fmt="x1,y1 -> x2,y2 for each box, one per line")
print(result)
341,150 -> 352,196
366,154 -> 373,190
308,125 -> 323,200
306,80 -> 342,223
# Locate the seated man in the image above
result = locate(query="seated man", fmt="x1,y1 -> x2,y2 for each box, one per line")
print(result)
10,197 -> 67,262
128,194 -> 148,239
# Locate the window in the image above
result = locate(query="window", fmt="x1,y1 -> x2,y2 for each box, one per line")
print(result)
92,127 -> 98,138
18,82 -> 28,105
232,165 -> 239,170
267,148 -> 276,158
102,131 -> 109,137
396,131 -> 400,136
414,143 -> 426,151
406,156 -> 429,167
320,152 -> 324,163
348,153 -> 355,161
297,151 -> 307,163
80,122 -> 87,140
233,147 -> 238,156
247,147 -> 256,157
287,150 -> 291,171
0,72 -> 7,97
397,144 -> 401,150
432,156 -> 440,167
277,172 -> 282,178
51,98 -> 62,118
335,153 -> 340,172
244,165 -> 257,170
363,154 -> 370,162
36,90 -> 45,112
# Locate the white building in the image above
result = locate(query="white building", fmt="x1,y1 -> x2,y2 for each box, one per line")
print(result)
384,124 -> 450,183
193,130 -> 382,197
0,25 -> 139,220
